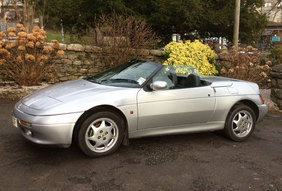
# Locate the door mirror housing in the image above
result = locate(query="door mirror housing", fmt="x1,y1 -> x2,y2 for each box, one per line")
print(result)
150,81 -> 168,91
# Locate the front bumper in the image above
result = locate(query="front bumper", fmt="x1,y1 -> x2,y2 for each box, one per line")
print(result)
257,104 -> 268,123
13,104 -> 83,147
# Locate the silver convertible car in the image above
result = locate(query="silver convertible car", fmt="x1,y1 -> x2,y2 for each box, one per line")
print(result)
12,60 -> 268,157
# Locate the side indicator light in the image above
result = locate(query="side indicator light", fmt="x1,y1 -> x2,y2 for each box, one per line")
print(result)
19,120 -> 32,127
130,111 -> 134,114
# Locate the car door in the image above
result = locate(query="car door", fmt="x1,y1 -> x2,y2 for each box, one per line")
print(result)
137,66 -> 215,130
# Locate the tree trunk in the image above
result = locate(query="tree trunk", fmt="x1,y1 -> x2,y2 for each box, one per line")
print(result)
23,0 -> 29,32
233,0 -> 240,48
39,15 -> 43,29
15,0 -> 19,23
23,0 -> 34,32
29,3 -> 34,31
1,0 -> 4,18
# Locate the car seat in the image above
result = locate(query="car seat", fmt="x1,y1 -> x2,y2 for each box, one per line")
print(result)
184,74 -> 201,88
168,72 -> 178,87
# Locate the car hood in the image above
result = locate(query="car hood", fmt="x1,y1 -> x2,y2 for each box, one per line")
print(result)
23,79 -> 101,105
20,79 -> 139,115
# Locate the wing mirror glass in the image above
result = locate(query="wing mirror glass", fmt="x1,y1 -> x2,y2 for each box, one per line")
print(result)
150,81 -> 168,90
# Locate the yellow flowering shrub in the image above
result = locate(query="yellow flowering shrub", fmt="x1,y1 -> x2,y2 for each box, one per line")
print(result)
0,24 -> 64,86
163,40 -> 218,76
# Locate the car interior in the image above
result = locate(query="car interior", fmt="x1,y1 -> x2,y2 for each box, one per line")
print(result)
167,72 -> 210,89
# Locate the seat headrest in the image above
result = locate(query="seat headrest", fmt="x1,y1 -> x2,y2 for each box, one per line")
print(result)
184,74 -> 201,87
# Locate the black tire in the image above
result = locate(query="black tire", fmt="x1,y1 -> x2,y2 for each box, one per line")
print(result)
224,104 -> 256,141
77,111 -> 124,157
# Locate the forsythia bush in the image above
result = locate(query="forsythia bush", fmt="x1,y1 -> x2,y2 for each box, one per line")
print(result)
0,24 -> 64,86
218,46 -> 271,87
163,40 -> 218,76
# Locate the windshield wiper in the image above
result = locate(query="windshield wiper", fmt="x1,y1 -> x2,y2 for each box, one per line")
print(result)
101,78 -> 139,85
85,77 -> 101,84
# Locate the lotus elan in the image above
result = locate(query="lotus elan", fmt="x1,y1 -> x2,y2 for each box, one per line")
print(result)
12,60 -> 268,157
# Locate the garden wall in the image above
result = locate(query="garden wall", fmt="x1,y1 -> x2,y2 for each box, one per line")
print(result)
0,44 -> 163,83
270,64 -> 282,110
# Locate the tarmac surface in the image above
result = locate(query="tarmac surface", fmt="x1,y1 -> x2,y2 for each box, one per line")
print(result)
0,99 -> 281,191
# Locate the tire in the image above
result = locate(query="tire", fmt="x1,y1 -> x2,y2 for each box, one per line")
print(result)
77,111 -> 124,157
224,104 -> 256,141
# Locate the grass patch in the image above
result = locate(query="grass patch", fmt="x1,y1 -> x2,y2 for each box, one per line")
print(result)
46,30 -> 93,45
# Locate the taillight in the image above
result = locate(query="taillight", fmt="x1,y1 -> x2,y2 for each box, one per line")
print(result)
259,95 -> 264,104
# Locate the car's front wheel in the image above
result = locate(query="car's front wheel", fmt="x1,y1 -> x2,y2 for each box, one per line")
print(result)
224,104 -> 256,141
77,111 -> 124,157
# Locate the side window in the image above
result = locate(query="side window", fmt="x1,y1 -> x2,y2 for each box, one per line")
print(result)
152,66 -> 177,89
152,65 -> 209,90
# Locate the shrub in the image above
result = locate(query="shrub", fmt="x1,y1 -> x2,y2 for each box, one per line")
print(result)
0,24 -> 64,86
218,46 -> 271,87
268,46 -> 282,66
163,40 -> 218,76
94,14 -> 157,67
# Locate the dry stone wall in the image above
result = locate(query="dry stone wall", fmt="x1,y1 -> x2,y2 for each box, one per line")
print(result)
270,64 -> 282,109
0,44 -> 163,83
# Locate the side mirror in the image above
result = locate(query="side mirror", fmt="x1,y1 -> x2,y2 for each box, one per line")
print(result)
150,81 -> 168,91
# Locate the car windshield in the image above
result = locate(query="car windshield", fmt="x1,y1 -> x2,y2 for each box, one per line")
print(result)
164,65 -> 202,77
85,60 -> 159,88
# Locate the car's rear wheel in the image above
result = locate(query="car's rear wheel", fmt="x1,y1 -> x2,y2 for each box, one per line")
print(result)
224,104 -> 256,141
77,111 -> 123,157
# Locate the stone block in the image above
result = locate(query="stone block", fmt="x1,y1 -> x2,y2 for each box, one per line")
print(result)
68,54 -> 78,60
80,69 -> 88,74
270,71 -> 282,79
66,66 -> 76,73
90,54 -> 98,59
218,53 -> 231,61
277,79 -> 282,88
73,61 -> 82,66
68,76 -> 78,81
277,78 -> 282,85
85,45 -> 102,53
137,49 -> 150,56
45,42 -> 67,50
150,49 -> 163,57
127,48 -> 136,55
144,56 -> 154,61
52,59 -> 64,65
84,60 -> 92,65
56,73 -> 64,77
272,64 -> 282,73
59,43 -> 67,50
62,59 -> 72,65
67,44 -> 85,51
45,42 -> 53,47
271,88 -> 282,99
271,93 -> 278,103
102,47 -> 112,54
271,79 -> 277,88
271,94 -> 282,109
89,68 -> 99,74
59,76 -> 69,81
